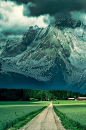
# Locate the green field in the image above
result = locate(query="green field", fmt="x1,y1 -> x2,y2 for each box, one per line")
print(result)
53,100 -> 86,130
0,101 -> 50,130
53,100 -> 86,105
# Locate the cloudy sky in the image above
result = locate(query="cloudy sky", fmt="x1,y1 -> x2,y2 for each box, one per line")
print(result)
0,0 -> 86,42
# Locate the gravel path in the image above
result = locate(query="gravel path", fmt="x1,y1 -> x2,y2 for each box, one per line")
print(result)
19,102 -> 66,130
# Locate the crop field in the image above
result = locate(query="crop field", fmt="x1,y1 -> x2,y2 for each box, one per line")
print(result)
0,101 -> 49,130
53,100 -> 86,105
53,100 -> 86,129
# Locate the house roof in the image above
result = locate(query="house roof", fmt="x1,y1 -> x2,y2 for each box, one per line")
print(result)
68,98 -> 75,99
77,97 -> 86,99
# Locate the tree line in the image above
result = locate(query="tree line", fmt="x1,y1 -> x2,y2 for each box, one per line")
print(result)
49,90 -> 86,100
0,88 -> 55,101
0,88 -> 86,101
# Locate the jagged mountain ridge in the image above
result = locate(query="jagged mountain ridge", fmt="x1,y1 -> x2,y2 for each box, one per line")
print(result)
0,20 -> 86,91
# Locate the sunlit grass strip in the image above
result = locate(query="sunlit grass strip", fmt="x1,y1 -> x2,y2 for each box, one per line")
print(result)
53,100 -> 86,105
53,106 -> 86,130
8,106 -> 46,130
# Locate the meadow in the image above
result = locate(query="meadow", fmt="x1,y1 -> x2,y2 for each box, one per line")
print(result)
53,100 -> 86,105
0,101 -> 50,130
53,100 -> 86,130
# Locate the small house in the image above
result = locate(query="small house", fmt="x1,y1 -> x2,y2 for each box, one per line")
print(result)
68,98 -> 75,101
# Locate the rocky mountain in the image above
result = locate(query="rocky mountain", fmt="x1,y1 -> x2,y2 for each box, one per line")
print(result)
0,20 -> 86,92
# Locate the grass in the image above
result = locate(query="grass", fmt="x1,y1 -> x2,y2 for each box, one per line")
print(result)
8,106 -> 46,130
0,101 -> 49,106
0,101 -> 50,130
53,100 -> 86,105
53,100 -> 86,130
53,106 -> 86,130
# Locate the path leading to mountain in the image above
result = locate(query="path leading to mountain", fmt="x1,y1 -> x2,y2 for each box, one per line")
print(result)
19,102 -> 65,130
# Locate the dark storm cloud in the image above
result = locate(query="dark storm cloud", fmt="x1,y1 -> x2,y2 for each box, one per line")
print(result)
1,0 -> 86,39
7,0 -> 86,17
0,0 -> 55,44
29,0 -> 86,16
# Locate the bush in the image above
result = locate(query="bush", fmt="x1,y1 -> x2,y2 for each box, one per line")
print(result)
30,98 -> 35,101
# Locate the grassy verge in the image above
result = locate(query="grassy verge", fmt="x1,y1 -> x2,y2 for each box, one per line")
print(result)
8,106 -> 46,130
53,106 -> 86,130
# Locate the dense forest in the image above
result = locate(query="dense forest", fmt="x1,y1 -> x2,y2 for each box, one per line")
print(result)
0,89 -> 55,101
0,88 -> 86,101
50,90 -> 86,100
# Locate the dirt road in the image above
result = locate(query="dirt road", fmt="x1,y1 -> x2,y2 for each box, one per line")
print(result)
19,102 -> 66,130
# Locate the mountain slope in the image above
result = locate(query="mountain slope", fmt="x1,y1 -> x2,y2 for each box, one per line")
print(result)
0,22 -> 86,92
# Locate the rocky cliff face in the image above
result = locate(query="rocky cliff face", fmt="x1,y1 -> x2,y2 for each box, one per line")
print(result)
0,21 -> 86,91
